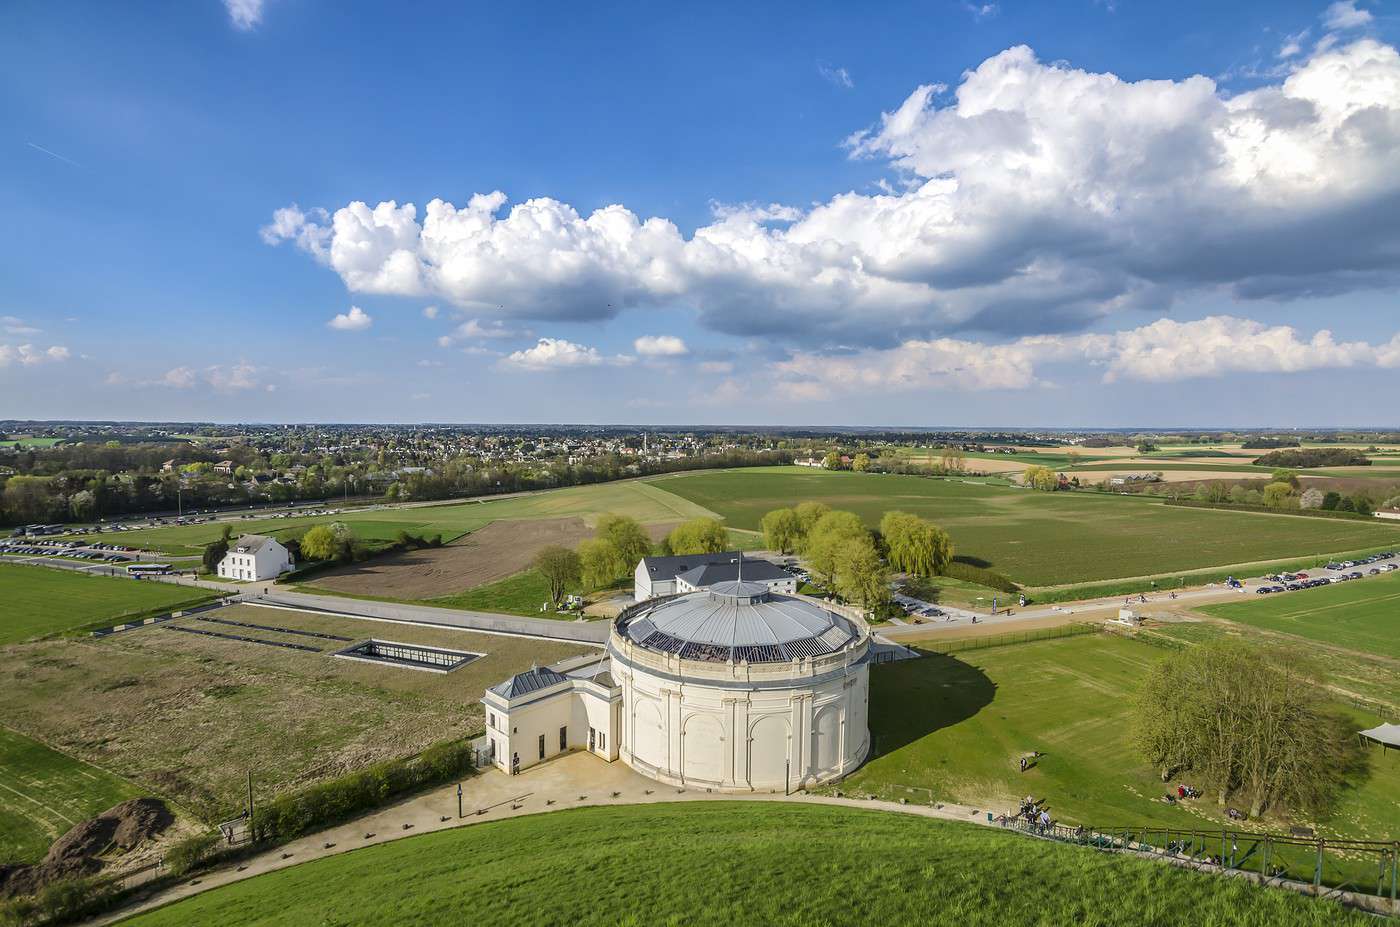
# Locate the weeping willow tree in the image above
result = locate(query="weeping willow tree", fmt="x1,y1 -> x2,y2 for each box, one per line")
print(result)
1133,641 -> 1363,818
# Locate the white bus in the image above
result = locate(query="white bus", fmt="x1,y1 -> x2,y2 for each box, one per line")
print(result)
127,563 -> 172,576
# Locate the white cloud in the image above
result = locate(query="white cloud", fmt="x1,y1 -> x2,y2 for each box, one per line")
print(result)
206,362 -> 263,391
266,38 -> 1400,348
1323,1 -> 1373,31
633,334 -> 689,356
0,343 -> 69,367
422,305 -> 439,319
2,316 -> 41,336
327,306 -> 372,331
772,314 -> 1400,398
441,318 -> 529,342
410,392 -> 430,400
160,366 -> 198,389
699,360 -> 734,374
501,337 -> 631,371
962,2 -> 999,19
224,0 -> 266,30
1278,29 -> 1309,59
417,359 -> 444,367
818,63 -> 853,88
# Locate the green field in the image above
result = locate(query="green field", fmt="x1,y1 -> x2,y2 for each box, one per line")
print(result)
118,802 -> 1363,927
0,564 -> 219,644
1200,572 -> 1400,660
655,468 -> 1400,586
71,479 -> 716,557
0,727 -> 145,864
0,437 -> 65,448
841,634 -> 1400,844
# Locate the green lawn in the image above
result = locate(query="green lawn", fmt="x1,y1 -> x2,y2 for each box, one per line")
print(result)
656,468 -> 1400,586
841,634 -> 1400,844
0,564 -> 219,643
1200,571 -> 1400,660
118,803 -> 1363,927
69,479 -> 715,557
425,570 -> 578,618
0,727 -> 145,864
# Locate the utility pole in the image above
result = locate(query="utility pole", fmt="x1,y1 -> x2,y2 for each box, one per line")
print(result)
247,770 -> 254,840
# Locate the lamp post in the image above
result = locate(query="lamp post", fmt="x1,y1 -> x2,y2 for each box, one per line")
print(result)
457,782 -> 463,819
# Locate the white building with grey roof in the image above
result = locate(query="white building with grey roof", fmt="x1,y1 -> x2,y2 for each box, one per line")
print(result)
481,580 -> 870,791
216,533 -> 293,582
634,551 -> 794,600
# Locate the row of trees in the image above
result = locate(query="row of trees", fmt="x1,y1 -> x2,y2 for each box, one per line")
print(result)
1159,471 -> 1387,514
1134,642 -> 1361,818
759,503 -> 955,610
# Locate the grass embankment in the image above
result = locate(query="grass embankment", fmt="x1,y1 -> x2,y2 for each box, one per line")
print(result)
657,468 -> 1400,586
841,634 -> 1400,844
0,727 -> 146,864
0,563 -> 219,644
1200,570 -> 1400,660
118,803 -> 1364,927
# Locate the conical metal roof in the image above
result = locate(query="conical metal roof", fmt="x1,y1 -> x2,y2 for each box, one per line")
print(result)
621,585 -> 857,664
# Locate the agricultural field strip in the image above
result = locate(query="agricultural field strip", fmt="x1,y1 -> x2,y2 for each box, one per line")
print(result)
657,468 -> 1400,586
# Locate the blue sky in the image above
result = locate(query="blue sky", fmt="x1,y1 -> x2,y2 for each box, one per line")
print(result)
3,0 -> 1400,426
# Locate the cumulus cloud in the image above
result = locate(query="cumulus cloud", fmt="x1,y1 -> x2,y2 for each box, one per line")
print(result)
422,305 -> 439,319
772,314 -> 1400,398
265,38 -> 1400,348
501,337 -> 631,371
327,306 -> 372,331
156,363 -> 265,391
0,343 -> 69,367
633,334 -> 689,356
1323,1 -> 1373,31
224,0 -> 266,30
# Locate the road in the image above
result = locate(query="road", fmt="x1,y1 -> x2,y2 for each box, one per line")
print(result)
878,554 -> 1400,640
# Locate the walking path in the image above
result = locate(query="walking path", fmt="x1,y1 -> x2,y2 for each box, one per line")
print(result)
92,753 -> 990,925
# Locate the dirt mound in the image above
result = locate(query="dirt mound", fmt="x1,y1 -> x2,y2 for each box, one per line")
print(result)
0,798 -> 173,898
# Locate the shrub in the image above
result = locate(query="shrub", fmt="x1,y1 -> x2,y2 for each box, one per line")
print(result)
254,739 -> 476,843
939,561 -> 1018,593
165,831 -> 223,876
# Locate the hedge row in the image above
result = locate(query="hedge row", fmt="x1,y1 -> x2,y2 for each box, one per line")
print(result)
252,739 -> 476,842
1163,499 -> 1387,522
939,561 -> 1019,593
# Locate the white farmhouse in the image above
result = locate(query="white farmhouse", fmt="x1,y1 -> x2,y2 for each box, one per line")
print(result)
217,534 -> 294,581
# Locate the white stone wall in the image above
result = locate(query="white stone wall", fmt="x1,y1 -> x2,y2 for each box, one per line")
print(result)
617,660 -> 869,792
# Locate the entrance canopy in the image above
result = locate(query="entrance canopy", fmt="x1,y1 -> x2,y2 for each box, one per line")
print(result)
1358,723 -> 1400,749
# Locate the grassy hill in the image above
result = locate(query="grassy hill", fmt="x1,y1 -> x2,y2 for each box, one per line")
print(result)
841,633 -> 1400,847
117,803 -> 1364,926
655,467 -> 1400,586
0,564 -> 218,644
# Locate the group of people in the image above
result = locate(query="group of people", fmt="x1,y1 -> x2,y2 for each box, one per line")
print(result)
1013,796 -> 1054,833
1162,783 -> 1200,804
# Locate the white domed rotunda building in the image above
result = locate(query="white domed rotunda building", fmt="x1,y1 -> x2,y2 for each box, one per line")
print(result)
481,580 -> 872,792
